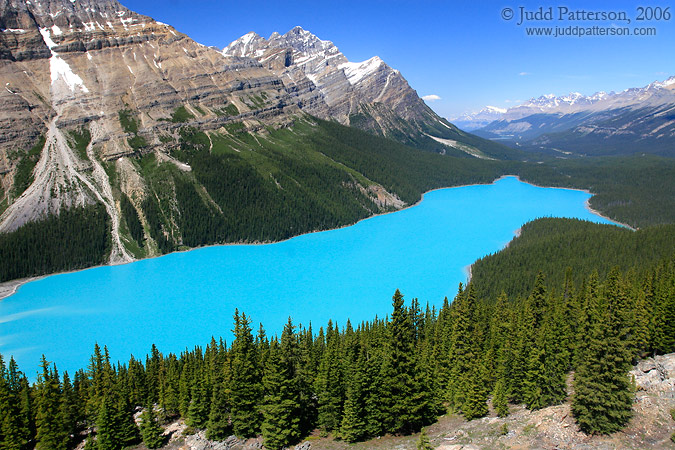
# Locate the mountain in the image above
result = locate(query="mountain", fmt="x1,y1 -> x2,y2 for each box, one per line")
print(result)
222,26 -> 512,157
0,0 -> 513,281
451,106 -> 506,131
472,77 -> 675,156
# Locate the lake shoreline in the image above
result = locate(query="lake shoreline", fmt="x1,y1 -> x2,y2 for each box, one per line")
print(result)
0,175 -> 630,300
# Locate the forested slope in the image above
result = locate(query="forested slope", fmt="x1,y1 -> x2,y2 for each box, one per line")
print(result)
471,218 -> 675,301
515,155 -> 675,228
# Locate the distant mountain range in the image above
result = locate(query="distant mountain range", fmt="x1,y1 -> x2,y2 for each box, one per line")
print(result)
450,106 -> 506,131
457,77 -> 675,157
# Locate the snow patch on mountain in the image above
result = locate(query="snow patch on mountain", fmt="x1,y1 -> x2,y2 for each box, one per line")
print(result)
339,56 -> 383,85
39,28 -> 89,94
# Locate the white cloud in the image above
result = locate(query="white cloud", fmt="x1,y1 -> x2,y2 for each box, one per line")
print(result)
519,72 -> 530,76
422,94 -> 441,102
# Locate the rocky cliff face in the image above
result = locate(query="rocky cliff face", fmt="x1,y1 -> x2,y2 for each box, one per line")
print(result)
223,26 -> 463,144
0,0 -> 301,256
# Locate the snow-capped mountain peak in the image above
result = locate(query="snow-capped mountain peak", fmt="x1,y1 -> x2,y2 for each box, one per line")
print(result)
221,27 -> 439,142
651,76 -> 675,90
222,31 -> 264,57
451,106 -> 508,131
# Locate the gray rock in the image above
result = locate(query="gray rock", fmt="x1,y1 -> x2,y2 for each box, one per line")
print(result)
629,353 -> 675,398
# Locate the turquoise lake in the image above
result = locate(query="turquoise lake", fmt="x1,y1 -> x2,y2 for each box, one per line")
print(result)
0,176 -> 618,377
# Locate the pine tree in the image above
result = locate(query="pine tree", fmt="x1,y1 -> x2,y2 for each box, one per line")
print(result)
523,315 -> 567,410
382,290 -> 436,433
1,355 -> 29,450
95,394 -> 120,450
206,371 -> 231,440
416,428 -> 433,450
315,320 -> 344,433
35,356 -> 67,450
261,321 -> 302,450
60,372 -> 79,448
139,402 -> 165,449
447,285 -> 487,417
178,367 -> 191,418
572,273 -> 633,434
113,389 -> 139,447
339,349 -> 367,442
187,377 -> 210,429
492,377 -> 509,417
462,358 -> 489,420
490,293 -> 512,417
230,310 -> 262,438
363,344 -> 387,438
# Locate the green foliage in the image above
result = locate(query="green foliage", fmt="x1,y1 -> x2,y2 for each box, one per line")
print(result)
416,428 -> 433,450
246,95 -> 267,109
94,395 -> 120,450
447,285 -> 488,418
119,193 -> 144,246
572,271 -> 634,434
230,310 -> 263,438
315,321 -> 344,433
217,103 -> 239,117
492,377 -> 509,417
0,356 -> 32,450
171,106 -> 194,123
206,378 -> 231,440
174,176 -> 225,247
141,192 -> 174,254
384,290 -> 437,432
139,403 -> 164,449
68,127 -> 92,161
516,155 -> 675,228
0,204 -> 111,281
119,109 -> 148,150
127,134 -> 148,150
118,109 -> 138,133
262,321 -> 303,450
187,379 -> 209,429
472,218 -> 675,301
12,135 -> 46,198
35,356 -> 67,450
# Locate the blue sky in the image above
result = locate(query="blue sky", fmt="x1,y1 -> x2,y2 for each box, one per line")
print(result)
122,0 -> 675,118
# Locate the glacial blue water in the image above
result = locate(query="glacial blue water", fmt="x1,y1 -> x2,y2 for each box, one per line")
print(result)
0,176 -> 618,377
